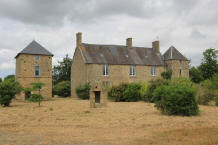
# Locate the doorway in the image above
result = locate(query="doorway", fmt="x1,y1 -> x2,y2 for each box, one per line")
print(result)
95,91 -> 101,103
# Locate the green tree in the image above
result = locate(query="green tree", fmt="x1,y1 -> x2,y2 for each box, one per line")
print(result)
0,77 -> 2,83
0,80 -> 22,107
29,82 -> 45,107
199,48 -> 218,80
4,75 -> 15,82
189,66 -> 203,83
53,54 -> 72,85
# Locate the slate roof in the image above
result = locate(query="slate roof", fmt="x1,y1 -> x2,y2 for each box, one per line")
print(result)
79,43 -> 165,66
163,46 -> 188,61
15,40 -> 53,58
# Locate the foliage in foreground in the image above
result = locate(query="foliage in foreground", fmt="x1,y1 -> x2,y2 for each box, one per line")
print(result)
28,82 -> 45,107
123,83 -> 141,102
198,74 -> 218,105
53,81 -> 71,97
108,83 -> 128,102
153,78 -> 199,116
161,70 -> 172,80
75,83 -> 91,100
0,79 -> 22,107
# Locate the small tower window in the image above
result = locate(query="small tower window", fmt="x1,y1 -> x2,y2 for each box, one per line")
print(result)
35,66 -> 40,76
151,66 -> 156,76
36,55 -> 39,61
180,69 -> 182,76
103,64 -> 109,76
130,65 -> 136,76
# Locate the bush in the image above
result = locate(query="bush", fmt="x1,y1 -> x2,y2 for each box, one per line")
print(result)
146,79 -> 169,102
0,80 -> 22,107
198,74 -> 218,105
76,83 -> 91,100
139,83 -> 150,102
29,82 -> 45,107
153,82 -> 199,116
108,83 -> 128,102
123,83 -> 142,102
161,70 -> 172,80
53,81 -> 71,97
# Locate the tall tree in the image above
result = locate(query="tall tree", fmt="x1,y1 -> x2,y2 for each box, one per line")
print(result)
199,48 -> 218,80
189,66 -> 203,83
53,54 -> 72,85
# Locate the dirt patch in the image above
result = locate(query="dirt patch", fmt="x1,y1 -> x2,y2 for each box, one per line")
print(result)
0,98 -> 218,145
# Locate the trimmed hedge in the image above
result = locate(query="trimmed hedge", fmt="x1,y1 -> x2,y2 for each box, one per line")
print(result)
75,83 -> 91,100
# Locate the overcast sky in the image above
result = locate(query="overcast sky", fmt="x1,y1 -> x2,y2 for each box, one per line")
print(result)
0,0 -> 217,78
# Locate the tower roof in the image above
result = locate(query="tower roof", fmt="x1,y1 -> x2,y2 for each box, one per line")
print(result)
15,40 -> 53,58
163,46 -> 188,60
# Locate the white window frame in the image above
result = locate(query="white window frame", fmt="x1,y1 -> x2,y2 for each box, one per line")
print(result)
130,65 -> 136,76
35,66 -> 40,76
103,64 -> 109,76
151,66 -> 156,76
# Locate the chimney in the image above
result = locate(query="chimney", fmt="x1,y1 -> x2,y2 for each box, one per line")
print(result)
152,40 -> 160,53
76,32 -> 82,47
126,38 -> 132,48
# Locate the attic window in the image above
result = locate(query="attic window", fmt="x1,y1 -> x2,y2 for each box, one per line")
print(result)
36,55 -> 39,61
125,54 -> 129,58
145,56 -> 148,58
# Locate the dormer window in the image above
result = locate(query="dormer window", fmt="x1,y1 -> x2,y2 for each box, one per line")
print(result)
103,64 -> 109,76
36,55 -> 39,61
130,65 -> 136,76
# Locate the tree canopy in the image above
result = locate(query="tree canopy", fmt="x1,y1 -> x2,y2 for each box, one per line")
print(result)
199,48 -> 218,80
53,54 -> 72,85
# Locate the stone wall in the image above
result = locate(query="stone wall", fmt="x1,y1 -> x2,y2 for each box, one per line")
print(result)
15,54 -> 52,99
165,60 -> 189,78
71,47 -> 88,97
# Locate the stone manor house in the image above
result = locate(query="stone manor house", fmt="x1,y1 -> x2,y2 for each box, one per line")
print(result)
15,33 -> 189,99
71,32 -> 189,97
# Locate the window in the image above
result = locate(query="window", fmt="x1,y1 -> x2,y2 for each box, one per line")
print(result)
130,65 -> 136,76
151,66 -> 156,76
35,66 -> 40,76
36,55 -> 39,61
103,64 -> 109,76
180,69 -> 182,76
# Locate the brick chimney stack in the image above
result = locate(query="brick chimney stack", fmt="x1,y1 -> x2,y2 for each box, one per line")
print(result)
126,38 -> 132,48
76,32 -> 82,47
152,40 -> 160,53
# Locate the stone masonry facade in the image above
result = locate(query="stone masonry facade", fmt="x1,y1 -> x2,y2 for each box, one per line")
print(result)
71,33 -> 189,97
15,42 -> 53,100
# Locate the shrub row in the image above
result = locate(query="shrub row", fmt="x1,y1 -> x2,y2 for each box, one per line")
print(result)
75,83 -> 91,100
108,78 -> 199,116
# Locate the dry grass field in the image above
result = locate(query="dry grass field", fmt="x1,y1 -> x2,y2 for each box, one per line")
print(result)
0,98 -> 218,145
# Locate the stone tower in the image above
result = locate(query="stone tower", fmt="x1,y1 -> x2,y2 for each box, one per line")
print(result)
15,40 -> 53,100
163,46 -> 189,78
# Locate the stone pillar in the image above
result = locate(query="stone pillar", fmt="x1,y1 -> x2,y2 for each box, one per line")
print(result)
126,38 -> 132,48
152,40 -> 160,53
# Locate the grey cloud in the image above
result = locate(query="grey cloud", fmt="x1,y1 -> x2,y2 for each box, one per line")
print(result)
0,0 -> 200,26
190,28 -> 206,39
